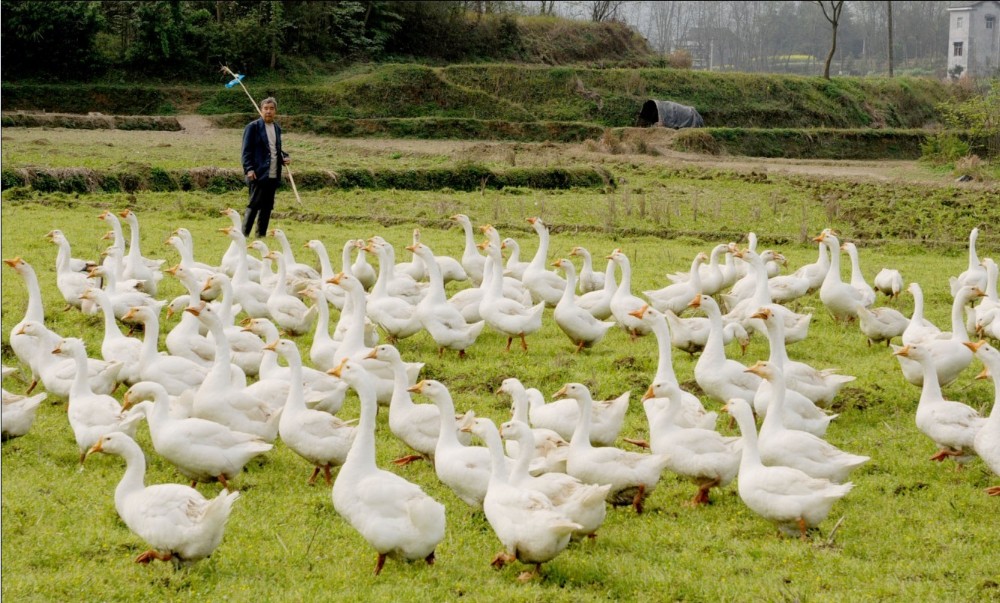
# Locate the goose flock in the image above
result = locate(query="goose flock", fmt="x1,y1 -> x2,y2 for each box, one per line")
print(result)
2,209 -> 998,582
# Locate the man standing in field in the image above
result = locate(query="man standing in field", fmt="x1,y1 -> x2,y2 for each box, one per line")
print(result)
241,97 -> 289,238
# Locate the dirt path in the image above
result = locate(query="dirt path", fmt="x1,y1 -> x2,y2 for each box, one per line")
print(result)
131,115 -> 975,186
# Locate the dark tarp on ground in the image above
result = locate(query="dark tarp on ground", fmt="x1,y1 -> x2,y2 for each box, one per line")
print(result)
638,99 -> 705,128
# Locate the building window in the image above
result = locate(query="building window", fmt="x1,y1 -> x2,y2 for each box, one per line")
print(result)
988,16 -> 996,29
954,42 -> 964,57
957,16 -> 963,28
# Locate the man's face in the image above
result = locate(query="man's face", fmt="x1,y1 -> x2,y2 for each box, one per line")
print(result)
261,102 -> 276,123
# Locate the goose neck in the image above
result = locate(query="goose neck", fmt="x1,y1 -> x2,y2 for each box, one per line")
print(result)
344,378 -> 378,473
916,355 -> 943,409
480,423 -> 509,484
569,394 -> 594,450
21,266 -> 45,324
139,313 -> 160,364
950,291 -> 972,341
69,346 -> 92,397
732,406 -> 762,469
650,313 -> 679,384
114,439 -> 148,512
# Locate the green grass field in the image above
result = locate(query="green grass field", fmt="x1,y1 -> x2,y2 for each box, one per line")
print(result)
2,129 -> 999,601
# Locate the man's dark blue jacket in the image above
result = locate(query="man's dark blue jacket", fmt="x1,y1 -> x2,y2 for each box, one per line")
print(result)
241,118 -> 288,182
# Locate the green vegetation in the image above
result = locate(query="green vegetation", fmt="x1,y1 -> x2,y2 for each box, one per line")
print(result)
671,127 -> 930,159
2,65 -> 953,130
922,80 -> 1000,176
3,120 -> 1000,600
3,183 -> 1000,601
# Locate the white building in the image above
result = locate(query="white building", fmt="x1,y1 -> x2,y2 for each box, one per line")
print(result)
947,1 -> 1000,78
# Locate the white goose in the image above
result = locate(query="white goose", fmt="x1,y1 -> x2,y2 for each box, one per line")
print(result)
841,242 -> 876,308
666,243 -> 728,296
874,268 -> 904,300
895,285 -> 981,387
349,239 -> 377,291
369,344 -> 471,464
408,228 -> 467,284
791,241 -> 830,293
298,287 -> 340,371
608,249 -> 652,338
122,381 -> 272,489
327,272 -> 422,405
557,382 -> 670,513
450,213 -> 486,285
568,245 -> 605,294
727,249 -> 784,306
265,251 -> 317,336
303,239 -> 346,309
895,343 -> 986,465
630,305 -> 717,430
186,304 -> 280,442
366,237 -> 426,304
551,258 -> 614,352
725,248 -> 811,343
748,362 -> 868,483
17,321 -> 122,399
85,432 -> 240,565
691,295 -> 761,405
163,295 -> 214,368
246,319 -> 347,415
950,227 -> 988,295
200,273 -> 265,377
816,229 -> 867,322
661,307 -> 749,357
5,257 -> 47,389
271,340 -> 355,485
119,209 -> 164,296
80,287 -> 144,385
521,217 -> 566,307
45,230 -> 97,312
268,228 -> 321,282
362,243 -> 424,343
409,242 -> 484,356
53,338 -> 139,463
856,302 -> 910,347
1,367 -> 46,439
481,244 -> 544,352
573,253 -> 616,320
644,252 -> 706,315
500,237 -> 530,281
87,261 -> 164,321
408,379 -> 496,509
632,381 -> 740,505
219,226 -> 270,317
165,234 -> 221,302
974,258 -> 1000,340
499,419 -> 608,539
901,282 -> 943,345
752,306 -> 855,408
724,397 -> 853,540
124,306 -> 208,396
469,417 -> 580,582
219,207 -> 263,281
966,340 -> 1000,495
333,362 -> 446,576
498,377 -> 569,475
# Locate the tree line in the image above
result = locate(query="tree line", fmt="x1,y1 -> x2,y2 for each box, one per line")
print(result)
0,1 -> 534,81
1,1 -> 954,82
624,1 -> 950,77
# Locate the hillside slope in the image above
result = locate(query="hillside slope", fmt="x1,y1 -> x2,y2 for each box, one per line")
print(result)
3,65 -> 951,130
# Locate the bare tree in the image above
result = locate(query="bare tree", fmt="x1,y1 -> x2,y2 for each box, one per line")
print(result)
813,0 -> 845,79
887,1 -> 893,76
538,0 -> 556,15
590,0 -> 627,22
